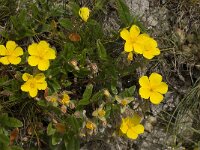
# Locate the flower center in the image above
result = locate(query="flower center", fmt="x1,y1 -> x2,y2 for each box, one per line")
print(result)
30,82 -> 36,89
98,110 -> 105,117
121,99 -> 128,106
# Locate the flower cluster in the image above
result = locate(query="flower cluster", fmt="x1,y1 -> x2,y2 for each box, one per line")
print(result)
120,25 -> 160,60
0,40 -> 56,98
120,114 -> 144,140
45,92 -> 74,113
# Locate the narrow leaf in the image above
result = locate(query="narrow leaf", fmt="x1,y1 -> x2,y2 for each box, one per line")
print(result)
97,39 -> 107,61
116,0 -> 132,26
47,123 -> 56,136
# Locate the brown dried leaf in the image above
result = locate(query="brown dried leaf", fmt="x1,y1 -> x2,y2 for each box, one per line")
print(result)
10,128 -> 19,145
69,33 -> 81,42
55,123 -> 66,133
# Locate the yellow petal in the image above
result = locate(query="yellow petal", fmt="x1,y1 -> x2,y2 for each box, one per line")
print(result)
120,119 -> 128,134
6,41 -> 17,51
143,47 -> 160,59
120,29 -> 130,41
29,88 -> 38,97
149,73 -> 162,87
127,52 -> 133,61
126,128 -> 138,139
153,48 -> 160,55
28,56 -> 39,66
133,43 -> 144,54
133,124 -> 144,134
115,95 -> 122,103
28,43 -> 38,56
154,82 -> 168,94
124,42 -> 133,52
130,25 -> 140,39
0,45 -> 6,55
139,87 -> 151,99
38,41 -> 49,48
131,114 -> 142,125
35,73 -> 45,81
8,56 -> 21,65
0,57 -> 9,65
38,59 -> 50,71
13,47 -> 23,56
139,76 -> 149,88
92,110 -> 98,117
37,41 -> 49,54
45,48 -> 56,59
79,7 -> 90,22
150,91 -> 163,104
21,83 -> 30,92
37,81 -> 47,90
143,50 -> 154,59
22,73 -> 32,81
148,38 -> 158,48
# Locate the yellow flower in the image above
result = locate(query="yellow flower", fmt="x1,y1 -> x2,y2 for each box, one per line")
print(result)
92,107 -> 106,121
61,93 -> 70,105
139,73 -> 168,104
79,7 -> 90,22
21,73 -> 47,97
28,41 -> 56,71
120,114 -> 144,140
142,37 -> 160,59
0,41 -> 23,65
120,25 -> 147,53
85,121 -> 96,130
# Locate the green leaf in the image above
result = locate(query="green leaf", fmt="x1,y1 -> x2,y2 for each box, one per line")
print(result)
94,0 -> 107,10
64,133 -> 80,150
52,133 -> 62,146
0,115 -> 23,128
116,0 -> 132,26
78,84 -> 93,106
77,98 -> 90,106
111,85 -> 118,95
37,100 -> 48,107
11,146 -> 23,150
119,85 -> 136,97
67,116 -> 81,133
47,123 -> 56,136
58,18 -> 73,29
83,84 -> 93,99
48,79 -> 61,93
90,90 -> 104,102
0,134 -> 9,145
68,2 -> 80,17
97,39 -> 107,61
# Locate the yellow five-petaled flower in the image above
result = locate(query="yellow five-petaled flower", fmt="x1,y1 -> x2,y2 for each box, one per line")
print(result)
0,41 -> 23,65
120,114 -> 144,140
139,72 -> 168,104
28,41 -> 56,71
79,7 -> 90,22
21,73 -> 47,97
